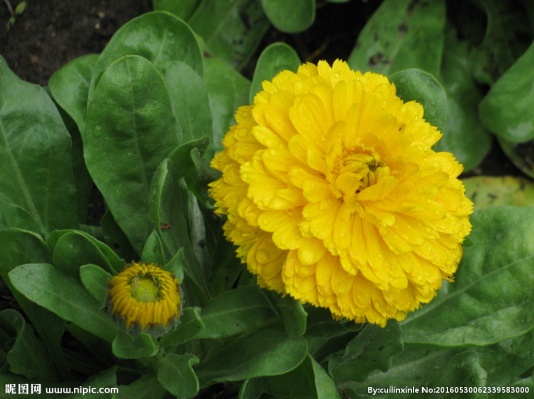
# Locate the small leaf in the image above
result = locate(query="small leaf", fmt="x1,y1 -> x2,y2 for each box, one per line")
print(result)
9,263 -> 117,342
390,68 -> 448,132
348,0 -> 445,76
479,42 -> 534,143
0,309 -> 58,381
48,230 -> 125,276
264,291 -> 307,337
249,42 -> 301,102
189,0 -> 269,68
196,329 -> 308,386
112,331 -> 158,359
159,307 -> 204,347
157,353 -> 199,399
80,264 -> 112,306
261,0 -> 315,33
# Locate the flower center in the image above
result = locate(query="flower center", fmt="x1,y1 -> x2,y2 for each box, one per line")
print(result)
329,150 -> 383,199
129,274 -> 161,302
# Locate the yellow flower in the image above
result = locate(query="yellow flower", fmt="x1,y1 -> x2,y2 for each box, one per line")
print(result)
210,60 -> 473,326
107,262 -> 181,335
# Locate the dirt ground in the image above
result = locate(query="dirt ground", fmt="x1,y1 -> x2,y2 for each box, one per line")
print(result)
0,0 -> 152,85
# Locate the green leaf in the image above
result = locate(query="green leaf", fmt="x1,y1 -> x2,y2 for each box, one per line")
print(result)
264,291 -> 307,337
0,229 -> 70,379
116,374 -> 167,399
78,367 -> 118,399
100,210 -> 137,261
402,206 -> 534,346
261,0 -> 315,33
165,61 -> 214,157
479,42 -> 534,143
148,156 -> 208,306
389,68 -> 448,132
91,11 -> 203,94
49,54 -> 98,133
156,353 -> 199,399
497,137 -> 534,179
348,0 -> 445,76
195,285 -> 277,339
204,58 -> 251,152
241,355 -> 340,399
434,40 -> 492,171
463,176 -> 534,211
112,331 -> 158,359
189,0 -> 269,69
467,0 -> 531,85
159,307 -> 204,347
141,230 -> 166,266
0,56 -> 78,236
0,309 -> 58,381
48,230 -> 125,276
9,263 -> 117,342
85,55 -> 181,254
343,347 -> 487,399
249,42 -> 301,102
80,264 -> 112,306
196,329 -> 308,386
328,321 -> 403,383
153,0 -> 200,20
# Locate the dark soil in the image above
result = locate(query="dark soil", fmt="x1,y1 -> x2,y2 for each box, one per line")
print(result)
0,0 -> 152,85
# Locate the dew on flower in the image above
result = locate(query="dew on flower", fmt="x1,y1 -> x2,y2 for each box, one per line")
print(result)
209,60 -> 473,326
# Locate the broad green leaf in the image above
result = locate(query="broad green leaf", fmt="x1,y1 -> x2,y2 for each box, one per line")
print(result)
467,0 -> 531,85
0,56 -> 78,236
390,68 -> 448,132
342,347 -> 487,399
204,58 -> 251,152
48,230 -> 125,277
189,0 -> 269,69
434,42 -> 492,171
116,374 -> 167,399
479,42 -> 534,143
264,291 -> 307,337
402,206 -> 534,346
159,307 -> 204,347
156,353 -> 199,399
196,285 -> 277,339
241,355 -> 340,399
164,248 -> 185,283
196,329 -> 308,386
0,229 -> 70,379
148,157 -> 208,306
328,321 -> 403,383
80,264 -> 112,306
305,316 -> 359,363
463,176 -> 534,211
165,61 -> 214,157
249,42 -> 301,102
85,55 -> 181,254
91,11 -> 203,94
261,0 -> 315,33
153,0 -> 200,20
348,0 -> 445,76
112,331 -> 158,359
0,309 -> 58,381
49,54 -> 98,133
79,367 -> 118,399
9,263 -> 117,342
